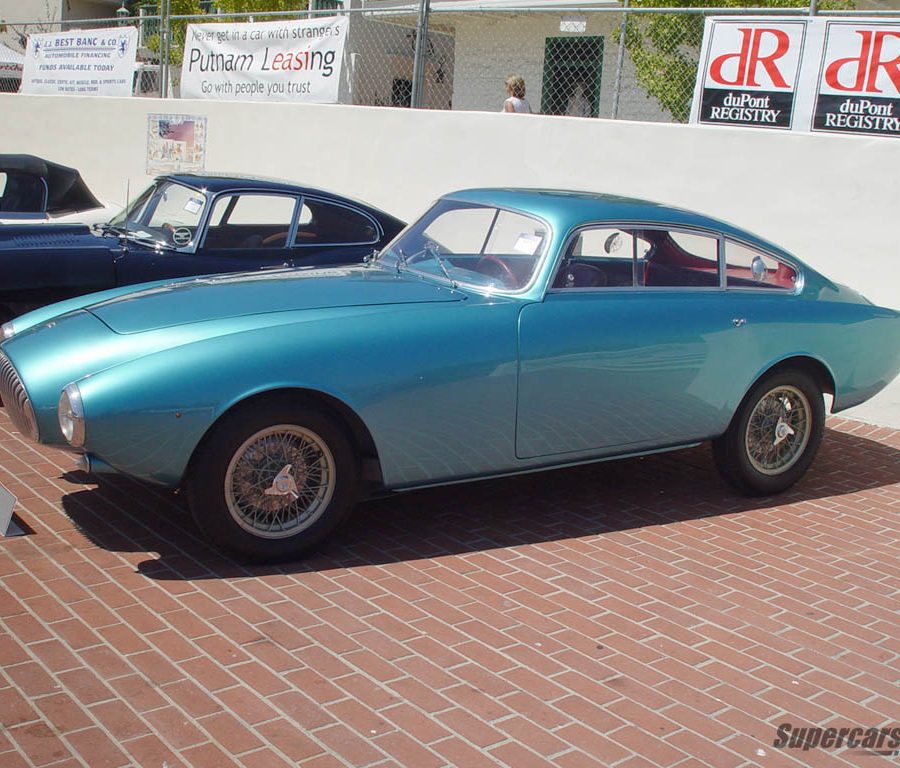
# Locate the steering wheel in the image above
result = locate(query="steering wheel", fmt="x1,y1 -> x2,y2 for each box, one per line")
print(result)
162,223 -> 193,247
475,255 -> 517,287
261,231 -> 289,247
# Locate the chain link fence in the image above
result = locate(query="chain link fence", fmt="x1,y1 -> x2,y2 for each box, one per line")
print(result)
2,4 -> 899,123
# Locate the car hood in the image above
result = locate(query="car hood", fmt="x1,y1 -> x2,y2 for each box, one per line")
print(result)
0,222 -> 101,249
87,265 -> 466,334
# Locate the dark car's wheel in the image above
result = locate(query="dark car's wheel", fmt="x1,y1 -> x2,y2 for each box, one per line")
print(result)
712,369 -> 824,496
187,400 -> 358,562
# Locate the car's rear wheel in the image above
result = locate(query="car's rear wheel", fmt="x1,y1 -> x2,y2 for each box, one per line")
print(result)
187,400 -> 358,561
712,369 -> 824,496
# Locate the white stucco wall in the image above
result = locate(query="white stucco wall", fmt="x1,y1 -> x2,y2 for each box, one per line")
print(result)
1,92 -> 897,312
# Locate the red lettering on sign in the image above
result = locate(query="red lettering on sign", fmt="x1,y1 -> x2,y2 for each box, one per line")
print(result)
710,28 -> 791,88
824,30 -> 900,93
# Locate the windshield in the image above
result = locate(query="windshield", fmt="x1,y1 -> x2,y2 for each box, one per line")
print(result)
380,199 -> 548,291
106,179 -> 207,249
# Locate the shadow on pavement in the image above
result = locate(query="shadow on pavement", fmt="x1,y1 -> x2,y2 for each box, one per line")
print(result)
57,426 -> 900,579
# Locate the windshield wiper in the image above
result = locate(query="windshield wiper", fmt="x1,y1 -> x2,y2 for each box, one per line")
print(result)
395,244 -> 457,287
97,223 -> 126,236
427,244 -> 457,287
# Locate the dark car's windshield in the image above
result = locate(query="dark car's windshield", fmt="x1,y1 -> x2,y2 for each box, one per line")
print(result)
106,180 -> 207,249
380,199 -> 548,292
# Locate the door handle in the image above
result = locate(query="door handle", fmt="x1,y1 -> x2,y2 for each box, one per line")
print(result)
732,317 -> 747,327
260,263 -> 289,270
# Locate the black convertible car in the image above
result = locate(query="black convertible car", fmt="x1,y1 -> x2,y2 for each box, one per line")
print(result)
0,173 -> 405,321
0,154 -> 116,224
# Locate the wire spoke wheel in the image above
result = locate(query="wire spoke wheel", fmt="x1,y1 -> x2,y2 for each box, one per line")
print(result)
224,424 -> 336,539
712,368 -> 824,496
744,385 -> 811,475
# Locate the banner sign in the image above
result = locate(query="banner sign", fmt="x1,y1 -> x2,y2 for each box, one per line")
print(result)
695,20 -> 806,130
813,21 -> 900,137
691,17 -> 900,138
20,27 -> 137,97
179,17 -> 348,103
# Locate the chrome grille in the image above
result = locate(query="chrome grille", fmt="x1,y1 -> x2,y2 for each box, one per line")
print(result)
0,351 -> 38,441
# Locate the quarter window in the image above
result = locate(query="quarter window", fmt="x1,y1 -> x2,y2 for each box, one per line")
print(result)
725,240 -> 798,290
294,200 -> 378,246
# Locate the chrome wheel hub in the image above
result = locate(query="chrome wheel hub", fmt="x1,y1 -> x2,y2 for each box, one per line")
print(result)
224,425 -> 335,539
745,385 -> 811,476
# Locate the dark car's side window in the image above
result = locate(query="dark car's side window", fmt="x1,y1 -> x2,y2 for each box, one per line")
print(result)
293,200 -> 378,246
0,171 -> 47,213
725,240 -> 798,291
205,194 -> 296,250
553,226 -> 720,290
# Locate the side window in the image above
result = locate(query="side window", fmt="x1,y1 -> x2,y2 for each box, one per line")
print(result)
294,200 -> 378,246
206,194 -> 295,250
725,240 -> 798,290
0,171 -> 46,213
645,230 -> 720,288
553,226 -> 651,288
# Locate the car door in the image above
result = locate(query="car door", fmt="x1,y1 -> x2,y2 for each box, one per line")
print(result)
516,225 -> 750,459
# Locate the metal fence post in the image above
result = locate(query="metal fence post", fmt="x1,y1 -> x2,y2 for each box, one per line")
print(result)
611,0 -> 629,119
410,0 -> 431,108
160,0 -> 171,97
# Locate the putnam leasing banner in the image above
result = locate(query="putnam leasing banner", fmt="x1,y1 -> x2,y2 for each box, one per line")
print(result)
690,17 -> 900,138
20,28 -> 137,97
180,18 -> 348,102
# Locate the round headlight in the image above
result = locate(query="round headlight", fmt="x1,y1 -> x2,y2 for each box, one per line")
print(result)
58,383 -> 85,447
1,322 -> 15,341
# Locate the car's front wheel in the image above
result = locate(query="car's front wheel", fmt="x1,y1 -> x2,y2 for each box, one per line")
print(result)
187,399 -> 358,561
712,368 -> 824,496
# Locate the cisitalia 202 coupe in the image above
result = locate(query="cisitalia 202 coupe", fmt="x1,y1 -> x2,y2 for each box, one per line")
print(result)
0,172 -> 404,321
1,189 -> 898,561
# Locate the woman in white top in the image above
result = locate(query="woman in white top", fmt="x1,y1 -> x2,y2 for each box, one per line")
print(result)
503,75 -> 532,113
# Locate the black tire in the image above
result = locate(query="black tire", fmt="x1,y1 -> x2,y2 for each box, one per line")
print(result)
712,368 -> 824,496
187,399 -> 358,562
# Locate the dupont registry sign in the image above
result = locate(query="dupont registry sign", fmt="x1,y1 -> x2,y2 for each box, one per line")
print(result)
690,17 -> 900,138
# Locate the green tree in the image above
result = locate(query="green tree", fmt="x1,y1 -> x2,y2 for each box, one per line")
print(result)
144,0 -> 203,68
622,0 -> 854,122
213,1 -> 308,11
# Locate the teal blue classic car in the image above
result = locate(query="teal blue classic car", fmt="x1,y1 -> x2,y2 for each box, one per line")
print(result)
1,189 -> 898,561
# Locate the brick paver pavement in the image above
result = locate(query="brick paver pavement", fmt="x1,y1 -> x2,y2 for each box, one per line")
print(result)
0,411 -> 897,768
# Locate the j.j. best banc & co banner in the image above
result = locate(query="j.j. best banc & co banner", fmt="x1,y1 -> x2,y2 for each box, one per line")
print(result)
20,28 -> 138,97
690,17 -> 900,138
180,17 -> 348,102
